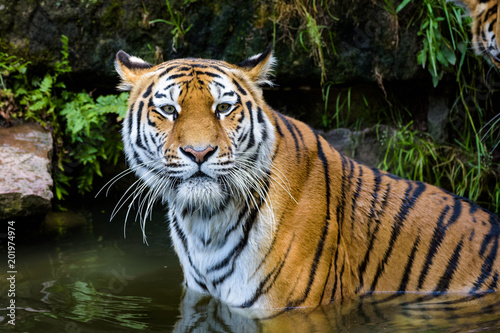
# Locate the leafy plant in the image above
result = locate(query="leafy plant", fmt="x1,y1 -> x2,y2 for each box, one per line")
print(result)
59,92 -> 128,196
0,36 -> 129,202
0,45 -> 31,123
414,0 -> 466,87
149,0 -> 192,52
378,124 -> 499,213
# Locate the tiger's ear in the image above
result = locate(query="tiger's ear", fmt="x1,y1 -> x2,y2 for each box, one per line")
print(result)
237,48 -> 276,86
115,50 -> 154,91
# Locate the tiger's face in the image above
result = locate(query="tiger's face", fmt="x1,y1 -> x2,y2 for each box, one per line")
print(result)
115,50 -> 276,224
462,0 -> 500,68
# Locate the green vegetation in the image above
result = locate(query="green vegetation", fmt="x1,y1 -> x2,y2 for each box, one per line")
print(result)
378,1 -> 499,213
0,0 -> 498,214
149,0 -> 193,52
378,123 -> 498,210
415,0 -> 461,87
0,36 -> 128,202
287,0 -> 499,213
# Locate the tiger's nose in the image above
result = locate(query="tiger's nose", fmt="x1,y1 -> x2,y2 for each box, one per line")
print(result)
180,146 -> 216,165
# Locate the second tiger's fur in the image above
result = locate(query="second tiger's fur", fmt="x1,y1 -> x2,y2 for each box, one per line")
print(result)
457,0 -> 500,68
114,49 -> 500,313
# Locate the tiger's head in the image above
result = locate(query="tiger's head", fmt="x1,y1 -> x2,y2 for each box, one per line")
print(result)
461,0 -> 500,68
114,50 -> 277,228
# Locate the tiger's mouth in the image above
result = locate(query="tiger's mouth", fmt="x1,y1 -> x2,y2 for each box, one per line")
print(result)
190,171 -> 210,179
173,171 -> 229,213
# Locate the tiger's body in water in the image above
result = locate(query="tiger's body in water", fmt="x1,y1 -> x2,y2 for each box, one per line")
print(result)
114,49 -> 500,314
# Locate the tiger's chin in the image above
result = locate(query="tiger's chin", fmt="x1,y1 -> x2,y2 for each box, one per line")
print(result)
173,176 -> 229,217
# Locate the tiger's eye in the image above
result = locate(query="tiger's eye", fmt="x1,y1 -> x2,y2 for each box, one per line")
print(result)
162,105 -> 176,114
216,103 -> 231,113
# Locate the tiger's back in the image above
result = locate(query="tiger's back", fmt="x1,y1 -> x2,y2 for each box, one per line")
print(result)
257,111 -> 500,308
114,49 -> 500,313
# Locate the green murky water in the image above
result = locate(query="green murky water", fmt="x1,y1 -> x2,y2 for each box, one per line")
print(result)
2,200 -> 500,332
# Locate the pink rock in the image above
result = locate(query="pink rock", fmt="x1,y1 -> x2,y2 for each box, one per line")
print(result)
0,123 -> 53,219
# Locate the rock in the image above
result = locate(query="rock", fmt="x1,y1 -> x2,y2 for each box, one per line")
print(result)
320,125 -> 391,167
428,94 -> 450,143
0,0 -> 422,89
0,123 -> 53,220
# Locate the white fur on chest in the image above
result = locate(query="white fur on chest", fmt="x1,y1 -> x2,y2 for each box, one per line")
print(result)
168,200 -> 274,307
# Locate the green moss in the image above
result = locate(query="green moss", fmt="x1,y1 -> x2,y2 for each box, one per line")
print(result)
101,0 -> 124,28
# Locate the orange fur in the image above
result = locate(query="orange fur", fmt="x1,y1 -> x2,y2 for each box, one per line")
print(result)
456,0 -> 500,68
115,50 -> 500,312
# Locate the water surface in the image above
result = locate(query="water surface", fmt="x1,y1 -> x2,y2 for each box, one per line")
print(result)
2,200 -> 500,332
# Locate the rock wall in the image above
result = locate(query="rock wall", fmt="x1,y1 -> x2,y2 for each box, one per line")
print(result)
0,0 -> 422,88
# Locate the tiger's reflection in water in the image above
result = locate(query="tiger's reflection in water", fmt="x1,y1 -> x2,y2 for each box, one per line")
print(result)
174,288 -> 500,332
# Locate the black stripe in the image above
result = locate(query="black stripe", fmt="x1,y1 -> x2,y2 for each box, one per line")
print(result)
206,64 -> 226,73
147,98 -> 157,128
271,113 -> 284,137
417,205 -> 451,289
479,215 -> 500,257
417,197 -> 462,289
489,271 -> 499,291
367,168 -> 382,238
240,235 -> 295,308
222,208 -> 248,241
369,181 -> 426,292
339,254 -> 346,303
150,108 -> 166,121
126,102 -> 134,137
368,232 -> 420,304
142,83 -> 154,99
207,216 -> 249,273
232,78 -> 248,95
154,92 -> 167,99
195,71 -> 221,78
193,278 -> 208,292
398,235 -> 421,293
346,160 -> 355,216
433,238 -> 464,294
166,73 -> 189,80
290,121 -> 306,148
484,4 -> 498,21
159,66 -> 177,78
256,107 -> 265,123
277,113 -> 300,161
237,108 -> 245,124
350,166 -> 364,230
331,154 -> 349,301
245,101 -> 256,149
287,133 -> 331,308
171,216 -> 204,280
357,180 -> 392,293
211,187 -> 269,286
319,243 -> 336,304
489,19 -> 497,32
471,215 -> 500,293
470,202 -> 479,214
135,101 -> 147,151
261,114 -> 269,142
132,150 -> 144,167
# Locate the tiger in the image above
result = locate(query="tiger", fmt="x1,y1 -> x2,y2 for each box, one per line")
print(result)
456,0 -> 500,68
114,48 -> 500,315
173,288 -> 500,331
